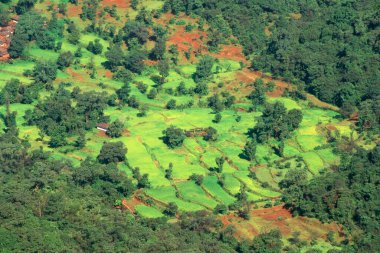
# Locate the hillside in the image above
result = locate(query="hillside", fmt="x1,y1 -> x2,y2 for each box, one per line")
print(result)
0,0 -> 379,252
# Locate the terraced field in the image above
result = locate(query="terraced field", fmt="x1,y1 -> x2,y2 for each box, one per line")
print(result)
0,0 -> 356,218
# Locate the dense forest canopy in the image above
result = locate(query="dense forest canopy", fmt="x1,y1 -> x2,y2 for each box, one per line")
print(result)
164,0 -> 380,113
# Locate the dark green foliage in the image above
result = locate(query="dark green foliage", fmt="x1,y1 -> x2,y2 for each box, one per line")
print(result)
97,141 -> 127,164
0,79 -> 22,104
80,0 -> 98,21
162,125 -> 186,148
150,37 -> 166,60
158,59 -> 170,78
242,139 -> 257,162
215,157 -> 225,173
8,11 -> 45,58
164,0 -> 379,113
252,102 -> 302,142
106,120 -> 124,138
281,146 -> 380,252
214,204 -> 227,214
164,202 -> 178,216
116,83 -> 131,103
87,39 -> 103,55
250,230 -> 283,253
37,30 -> 56,50
247,78 -> 266,110
105,44 -> 124,71
32,61 -> 58,84
147,88 -> 157,99
194,56 -> 214,82
15,0 -> 36,14
166,99 -> 176,109
0,6 -> 10,26
67,22 -> 81,44
131,0 -> 138,10
27,88 -> 108,146
124,49 -> 147,74
189,173 -> 203,185
357,98 -> 380,133
213,113 -> 222,123
204,127 -> 218,141
8,31 -> 28,58
57,51 -> 74,70
123,21 -> 149,45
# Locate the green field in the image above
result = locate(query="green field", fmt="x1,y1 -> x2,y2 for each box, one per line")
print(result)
0,0 -> 355,220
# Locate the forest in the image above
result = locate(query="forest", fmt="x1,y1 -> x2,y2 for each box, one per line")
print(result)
0,0 -> 379,252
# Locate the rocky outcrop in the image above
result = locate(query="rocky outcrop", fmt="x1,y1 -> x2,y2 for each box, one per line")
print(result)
0,18 -> 17,61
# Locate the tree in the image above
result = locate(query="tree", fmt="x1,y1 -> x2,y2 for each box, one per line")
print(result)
57,51 -> 74,70
166,99 -> 176,109
250,230 -> 283,253
124,49 -> 146,74
0,6 -> 10,26
162,126 -> 186,148
131,0 -> 138,10
147,88 -> 157,99
194,56 -> 214,81
75,132 -> 86,149
189,174 -> 203,185
8,32 -> 28,58
204,127 -> 218,141
150,37 -> 166,60
214,204 -> 227,214
32,61 -> 58,84
247,78 -> 266,110
116,83 -> 131,103
123,21 -> 149,45
242,139 -> 257,162
97,142 -> 127,164
137,174 -> 150,188
106,120 -> 124,138
164,202 -> 178,216
215,157 -> 225,173
158,59 -> 170,78
105,45 -> 124,71
87,39 -> 103,54
213,113 -> 222,123
67,22 -> 81,44
165,163 -> 173,180
15,0 -> 37,14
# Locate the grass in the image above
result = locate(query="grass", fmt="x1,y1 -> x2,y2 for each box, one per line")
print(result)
202,176 -> 236,205
146,186 -> 204,212
177,181 -> 220,209
0,2 -> 354,221
135,205 -> 164,218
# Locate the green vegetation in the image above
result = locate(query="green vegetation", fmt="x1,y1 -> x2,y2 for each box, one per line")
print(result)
0,0 -> 378,252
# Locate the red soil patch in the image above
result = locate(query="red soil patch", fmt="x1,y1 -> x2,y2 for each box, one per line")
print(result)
123,128 -> 131,136
211,44 -> 247,63
101,0 -> 130,8
67,3 -> 83,18
252,205 -> 292,221
143,59 -> 158,66
104,69 -> 113,78
234,68 -> 290,98
221,205 -> 344,240
0,19 -> 17,62
96,130 -> 108,138
121,196 -> 144,213
326,125 -> 338,131
66,68 -> 86,82
167,26 -> 207,54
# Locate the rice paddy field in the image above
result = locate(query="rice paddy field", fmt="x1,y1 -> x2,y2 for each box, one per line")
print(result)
0,0 -> 367,249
